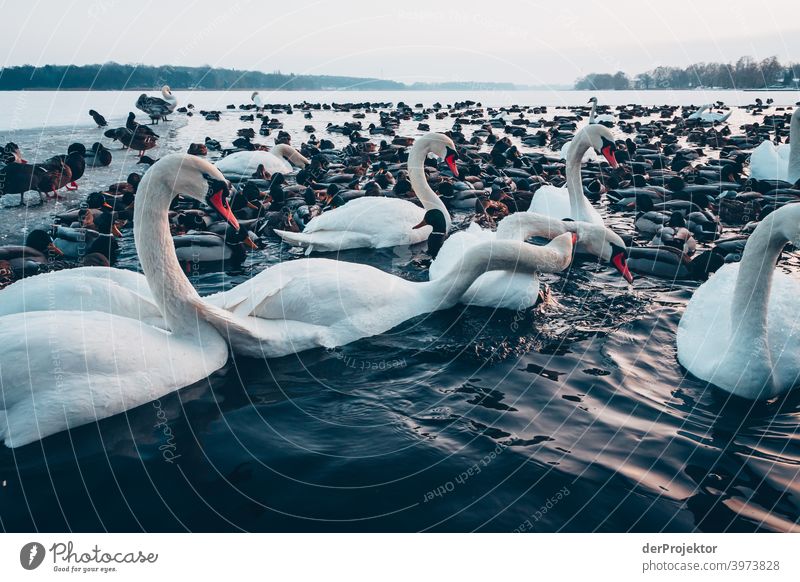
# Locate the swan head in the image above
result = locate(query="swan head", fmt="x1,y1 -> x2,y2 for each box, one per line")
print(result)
566,221 -> 633,283
162,85 -> 172,97
251,91 -> 259,100
588,96 -> 598,104
580,124 -> 618,167
142,154 -> 240,231
417,133 -> 459,177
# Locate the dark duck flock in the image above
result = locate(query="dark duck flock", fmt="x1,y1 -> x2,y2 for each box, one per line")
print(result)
1,86 -> 800,533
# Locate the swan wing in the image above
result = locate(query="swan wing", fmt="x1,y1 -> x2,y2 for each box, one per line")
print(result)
0,310 -> 227,447
284,197 -> 428,250
215,151 -> 292,177
749,140 -> 786,181
0,267 -> 162,323
527,185 -> 574,221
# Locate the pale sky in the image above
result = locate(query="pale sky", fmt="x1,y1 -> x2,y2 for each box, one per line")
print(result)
1,0 -> 798,85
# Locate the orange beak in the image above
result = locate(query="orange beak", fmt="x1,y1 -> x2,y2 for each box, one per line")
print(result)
48,242 -> 64,256
601,145 -> 618,168
243,235 -> 259,250
208,189 -> 240,231
612,252 -> 634,284
412,218 -> 428,230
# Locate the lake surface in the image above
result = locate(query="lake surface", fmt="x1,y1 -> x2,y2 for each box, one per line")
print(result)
0,89 -> 798,532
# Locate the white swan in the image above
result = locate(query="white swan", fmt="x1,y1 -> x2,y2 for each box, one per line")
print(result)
588,96 -> 615,125
251,91 -> 263,109
0,154 -> 242,447
677,203 -> 800,399
428,212 -> 633,309
274,132 -> 457,253
207,233 -> 577,358
749,107 -> 800,184
528,124 -> 617,225
688,104 -> 731,123
215,144 -> 309,178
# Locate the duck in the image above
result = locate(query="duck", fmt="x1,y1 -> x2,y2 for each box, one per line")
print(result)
0,162 -> 47,201
214,144 -> 309,178
126,111 -> 159,138
173,226 -> 257,270
88,109 -> 107,127
626,246 -> 723,281
84,142 -> 112,167
749,107 -> 800,184
2,142 -> 26,164
0,155 -> 241,447
677,202 -> 800,399
52,225 -> 119,261
104,127 -> 158,156
0,229 -> 63,278
528,124 -> 618,224
41,143 -> 86,191
428,212 -> 633,309
273,132 -> 457,253
135,85 -> 177,124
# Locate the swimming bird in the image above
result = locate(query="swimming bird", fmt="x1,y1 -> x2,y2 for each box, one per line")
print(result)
688,104 -> 731,123
677,202 -> 800,399
251,91 -> 263,110
135,85 -> 177,124
0,229 -> 63,278
528,124 -> 618,224
207,232 -> 578,358
429,212 -> 632,309
0,155 -> 241,447
273,133 -> 458,252
749,107 -> 800,184
215,145 -> 309,178
588,96 -> 615,125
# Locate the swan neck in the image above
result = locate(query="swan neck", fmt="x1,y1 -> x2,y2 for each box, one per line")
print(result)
730,211 -> 787,350
565,133 -> 594,220
788,112 -> 800,183
134,171 -> 208,334
408,142 -> 451,230
428,239 -> 571,307
589,101 -> 596,124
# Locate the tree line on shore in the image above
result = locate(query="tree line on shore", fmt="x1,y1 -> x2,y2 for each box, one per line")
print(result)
0,62 -> 519,91
575,56 -> 800,90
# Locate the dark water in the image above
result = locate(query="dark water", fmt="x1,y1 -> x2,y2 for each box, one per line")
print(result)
3,236 -> 799,532
1,98 -> 800,532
